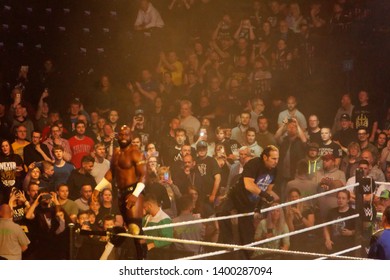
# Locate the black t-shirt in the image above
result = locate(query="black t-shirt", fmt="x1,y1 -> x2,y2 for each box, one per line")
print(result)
352,104 -> 378,133
234,157 -> 277,207
66,169 -> 97,200
319,141 -> 343,158
327,207 -> 357,251
195,156 -> 221,199
333,128 -> 357,149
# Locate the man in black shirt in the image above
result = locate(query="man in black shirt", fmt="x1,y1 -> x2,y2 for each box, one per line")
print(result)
218,145 -> 279,256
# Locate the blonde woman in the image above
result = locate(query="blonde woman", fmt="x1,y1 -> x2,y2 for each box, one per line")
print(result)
252,202 -> 289,259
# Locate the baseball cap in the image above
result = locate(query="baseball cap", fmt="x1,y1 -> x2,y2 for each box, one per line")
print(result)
340,113 -> 350,121
134,109 -> 144,116
196,140 -> 208,150
307,142 -> 319,151
322,153 -> 336,161
380,190 -> 390,199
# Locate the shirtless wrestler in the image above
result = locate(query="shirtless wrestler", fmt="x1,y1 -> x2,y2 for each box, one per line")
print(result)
92,125 -> 146,259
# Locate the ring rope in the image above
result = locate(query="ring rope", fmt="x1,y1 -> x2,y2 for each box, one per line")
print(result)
117,229 -> 368,260
374,181 -> 390,185
176,214 -> 361,260
315,246 -> 362,260
143,183 -> 359,231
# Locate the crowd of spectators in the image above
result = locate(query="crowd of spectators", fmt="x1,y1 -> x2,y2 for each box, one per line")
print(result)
1,0 -> 390,260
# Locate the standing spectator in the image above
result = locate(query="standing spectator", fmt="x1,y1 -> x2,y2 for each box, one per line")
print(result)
0,100 -> 11,141
25,191 -> 67,259
23,130 -> 52,166
249,98 -> 266,132
352,90 -> 378,143
252,202 -> 290,259
11,124 -> 30,160
340,142 -> 361,180
313,154 -> 346,221
68,121 -> 94,169
52,145 -> 75,189
91,143 -> 111,185
142,194 -> 173,260
277,96 -> 307,131
285,188 -> 317,255
195,141 -> 221,207
333,113 -> 357,154
66,155 -> 96,200
43,123 -> 72,162
357,127 -> 379,158
74,184 -> 93,212
63,98 -> 90,134
215,126 -> 241,163
0,204 -> 30,260
307,114 -> 321,145
323,190 -> 357,254
56,184 -> 78,223
179,100 -> 200,144
375,132 -> 388,156
0,139 -> 24,204
256,116 -> 277,148
332,94 -> 354,134
285,160 -> 318,205
231,111 -> 251,146
172,195 -> 205,256
306,142 -> 323,178
318,127 -> 343,167
96,188 -> 123,227
10,104 -> 34,142
275,118 -> 307,198
245,127 -> 263,157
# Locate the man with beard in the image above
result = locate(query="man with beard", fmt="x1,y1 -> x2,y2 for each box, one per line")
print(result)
92,125 -> 146,259
218,145 -> 279,258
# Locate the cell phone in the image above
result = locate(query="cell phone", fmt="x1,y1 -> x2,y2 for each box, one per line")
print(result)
41,193 -> 52,200
163,172 -> 169,181
200,131 -> 205,137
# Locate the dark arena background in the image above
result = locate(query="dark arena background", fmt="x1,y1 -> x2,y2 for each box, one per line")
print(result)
0,0 -> 389,122
1,0 -> 390,261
